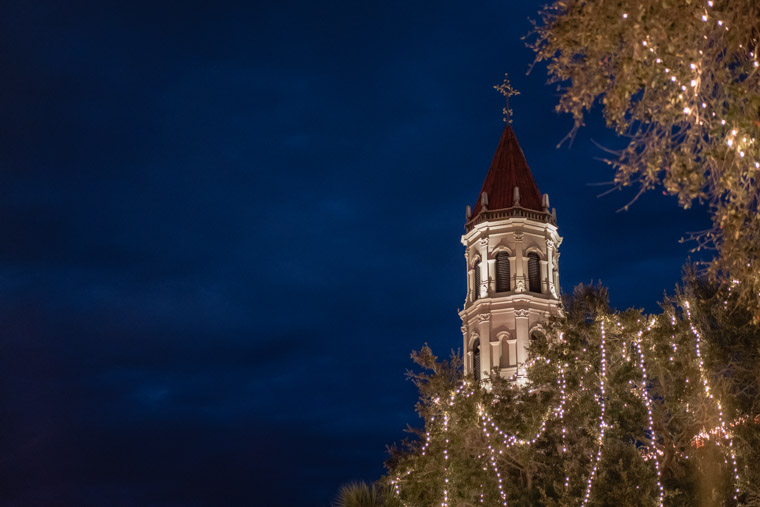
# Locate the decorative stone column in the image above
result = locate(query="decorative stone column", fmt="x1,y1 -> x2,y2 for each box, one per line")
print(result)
514,309 -> 530,365
477,312 -> 492,377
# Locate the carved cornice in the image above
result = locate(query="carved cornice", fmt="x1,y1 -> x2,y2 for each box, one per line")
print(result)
465,207 -> 556,232
478,313 -> 491,323
515,309 -> 530,318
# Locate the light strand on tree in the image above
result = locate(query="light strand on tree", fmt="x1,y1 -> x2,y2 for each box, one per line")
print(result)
486,443 -> 508,506
559,360 -> 570,489
475,358 -> 569,503
479,358 -> 567,451
442,411 -> 449,507
635,327 -> 664,506
477,404 -> 509,506
559,362 -> 567,454
684,300 -> 741,501
581,320 -> 608,506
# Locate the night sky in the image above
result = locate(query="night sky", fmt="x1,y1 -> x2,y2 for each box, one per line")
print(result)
2,1 -> 711,506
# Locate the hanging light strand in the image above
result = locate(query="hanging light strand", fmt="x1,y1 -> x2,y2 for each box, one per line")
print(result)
636,326 -> 665,506
684,300 -> 741,501
442,411 -> 450,507
581,320 -> 608,506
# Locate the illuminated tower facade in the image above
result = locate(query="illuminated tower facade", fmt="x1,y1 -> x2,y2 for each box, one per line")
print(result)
459,125 -> 562,380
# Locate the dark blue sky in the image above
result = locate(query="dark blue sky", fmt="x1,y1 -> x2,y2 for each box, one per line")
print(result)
1,1 -> 709,506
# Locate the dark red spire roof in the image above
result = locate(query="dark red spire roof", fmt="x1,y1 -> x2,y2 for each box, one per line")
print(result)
470,125 -> 543,216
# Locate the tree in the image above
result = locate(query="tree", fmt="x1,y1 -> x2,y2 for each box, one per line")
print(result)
332,481 -> 401,507
383,284 -> 760,506
529,0 -> 760,321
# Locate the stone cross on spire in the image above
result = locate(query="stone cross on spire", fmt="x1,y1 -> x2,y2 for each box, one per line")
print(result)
493,73 -> 520,124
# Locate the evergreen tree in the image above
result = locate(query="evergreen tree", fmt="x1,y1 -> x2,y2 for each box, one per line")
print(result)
383,283 -> 760,506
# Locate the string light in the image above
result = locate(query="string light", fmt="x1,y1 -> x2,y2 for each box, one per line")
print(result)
684,301 -> 741,501
485,439 -> 509,505
479,357 -> 567,450
581,320 -> 608,506
635,327 -> 664,506
442,411 -> 449,507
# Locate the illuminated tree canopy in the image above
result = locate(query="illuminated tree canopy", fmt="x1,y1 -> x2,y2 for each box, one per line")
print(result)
382,284 -> 760,506
530,0 -> 760,320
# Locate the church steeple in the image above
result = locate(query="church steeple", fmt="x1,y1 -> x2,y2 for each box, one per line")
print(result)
459,124 -> 562,381
470,126 -> 544,217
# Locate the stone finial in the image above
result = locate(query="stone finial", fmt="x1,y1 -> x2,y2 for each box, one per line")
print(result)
481,192 -> 489,211
466,205 -> 472,219
513,186 -> 520,207
542,193 -> 550,211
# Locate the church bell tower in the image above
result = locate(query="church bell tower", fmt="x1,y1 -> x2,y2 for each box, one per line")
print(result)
459,125 -> 562,380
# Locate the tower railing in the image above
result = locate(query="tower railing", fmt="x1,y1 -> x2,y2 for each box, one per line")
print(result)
465,207 -> 556,232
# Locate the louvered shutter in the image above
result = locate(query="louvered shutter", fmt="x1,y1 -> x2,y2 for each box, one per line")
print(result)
495,252 -> 510,292
528,253 -> 541,293
473,261 -> 481,301
473,339 -> 481,380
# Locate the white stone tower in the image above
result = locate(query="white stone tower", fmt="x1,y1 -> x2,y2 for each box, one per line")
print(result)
459,125 -> 562,380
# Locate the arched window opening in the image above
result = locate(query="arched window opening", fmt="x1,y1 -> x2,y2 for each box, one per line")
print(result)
473,338 -> 481,380
528,253 -> 541,293
495,252 -> 510,292
473,260 -> 481,301
499,334 -> 517,368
